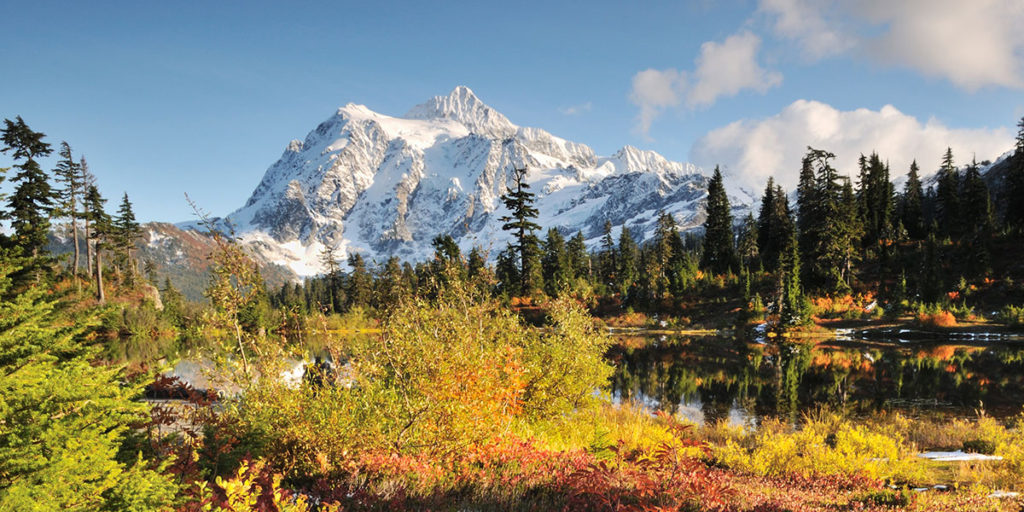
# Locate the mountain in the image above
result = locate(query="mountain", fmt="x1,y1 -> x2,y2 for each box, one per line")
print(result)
191,86 -> 753,278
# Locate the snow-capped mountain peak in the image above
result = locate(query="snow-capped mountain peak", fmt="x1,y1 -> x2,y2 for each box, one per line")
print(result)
192,87 -> 748,277
404,86 -> 516,139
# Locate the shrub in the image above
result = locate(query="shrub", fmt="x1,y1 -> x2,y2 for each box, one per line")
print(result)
917,310 -> 957,328
999,305 -> 1024,327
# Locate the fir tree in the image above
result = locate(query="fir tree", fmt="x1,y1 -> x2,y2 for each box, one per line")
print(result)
901,160 -> 925,239
961,159 -> 993,275
83,185 -> 111,303
935,147 -> 960,238
113,192 -> 143,279
345,253 -> 372,310
700,166 -> 736,275
79,156 -> 97,278
617,225 -> 639,298
498,167 -> 542,295
541,228 -> 570,297
779,228 -> 805,327
1,117 -> 55,280
53,142 -> 83,276
319,244 -> 341,313
0,254 -> 176,509
599,220 -> 617,288
736,212 -> 760,271
1007,117 -> 1024,233
797,147 -> 855,294
757,178 -> 792,270
566,231 -> 589,280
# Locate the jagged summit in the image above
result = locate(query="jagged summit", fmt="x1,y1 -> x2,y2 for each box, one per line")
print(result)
175,88 -> 750,277
404,86 -> 516,138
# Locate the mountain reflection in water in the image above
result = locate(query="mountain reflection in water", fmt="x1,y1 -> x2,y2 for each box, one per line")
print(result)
608,334 -> 1024,425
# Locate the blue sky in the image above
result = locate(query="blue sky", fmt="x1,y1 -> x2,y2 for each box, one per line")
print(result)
2,0 -> 1022,221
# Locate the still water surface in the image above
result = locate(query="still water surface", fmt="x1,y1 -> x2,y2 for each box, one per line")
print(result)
609,333 -> 1024,426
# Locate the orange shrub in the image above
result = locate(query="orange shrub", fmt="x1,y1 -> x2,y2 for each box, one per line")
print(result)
917,310 -> 957,328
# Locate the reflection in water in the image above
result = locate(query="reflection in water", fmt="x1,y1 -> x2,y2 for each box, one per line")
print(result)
609,335 -> 1024,424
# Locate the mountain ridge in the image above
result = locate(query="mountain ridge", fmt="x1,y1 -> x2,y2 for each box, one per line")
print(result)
187,86 -> 754,277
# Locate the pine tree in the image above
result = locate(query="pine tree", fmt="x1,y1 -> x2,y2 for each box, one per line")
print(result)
498,167 -> 543,295
430,234 -> 465,291
1,117 -> 55,281
0,254 -> 176,509
797,147 -> 855,294
961,158 -> 993,275
79,157 -> 96,278
617,225 -> 639,298
53,142 -> 83,276
859,153 -> 893,248
700,166 -> 736,275
599,220 -> 617,288
319,244 -> 341,313
757,178 -> 792,270
566,231 -> 589,280
160,276 -> 187,328
779,228 -> 805,327
345,253 -> 372,309
113,192 -> 143,280
1007,117 -> 1024,233
541,228 -> 570,297
83,185 -> 111,303
737,212 -> 760,271
901,160 -> 925,239
935,147 -> 961,239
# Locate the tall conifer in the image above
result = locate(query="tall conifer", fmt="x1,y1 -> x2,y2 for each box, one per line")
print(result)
700,166 -> 736,274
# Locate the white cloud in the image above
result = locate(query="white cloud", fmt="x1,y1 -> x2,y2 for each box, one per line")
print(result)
758,0 -> 853,60
857,0 -> 1024,91
758,0 -> 1024,90
691,99 -> 1014,192
629,68 -> 686,135
688,31 -> 782,108
629,31 -> 781,134
558,102 -> 593,116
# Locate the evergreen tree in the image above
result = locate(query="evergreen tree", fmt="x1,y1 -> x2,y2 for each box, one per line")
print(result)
779,228 -> 806,326
1,117 -> 55,280
617,225 -> 639,298
541,228 -> 570,297
161,276 -> 187,328
651,211 -> 682,297
736,213 -> 760,271
498,167 -> 542,295
83,185 -> 111,303
113,192 -> 143,279
319,244 -> 341,313
375,256 -> 409,309
935,147 -> 961,238
345,253 -> 372,309
757,178 -> 792,270
53,142 -> 83,276
0,254 -> 176,509
901,160 -> 925,239
79,157 -> 97,278
566,231 -> 589,281
961,159 -> 993,275
859,153 -> 894,248
797,147 -> 855,294
429,234 -> 465,291
1007,117 -> 1024,233
598,220 -> 617,288
700,166 -> 736,275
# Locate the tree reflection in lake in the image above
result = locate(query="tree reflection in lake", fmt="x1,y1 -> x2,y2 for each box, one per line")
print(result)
608,335 -> 1024,424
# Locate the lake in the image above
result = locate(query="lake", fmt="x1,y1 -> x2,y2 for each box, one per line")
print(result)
609,333 -> 1024,426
